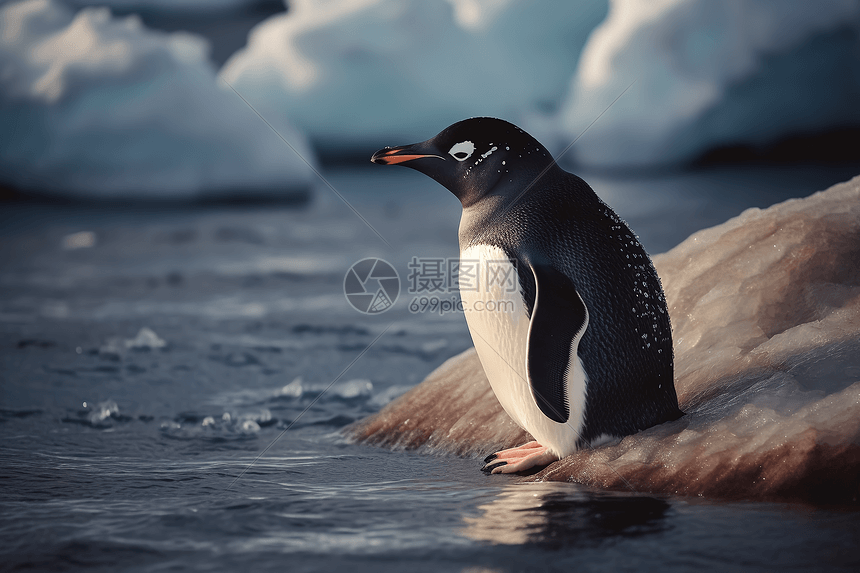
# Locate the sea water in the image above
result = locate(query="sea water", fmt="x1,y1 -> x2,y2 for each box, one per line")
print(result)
1,165 -> 859,572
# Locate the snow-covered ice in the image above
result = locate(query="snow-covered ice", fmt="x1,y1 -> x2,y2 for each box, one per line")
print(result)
220,0 -> 607,150
554,0 -> 860,168
3,0 -> 858,198
222,0 -> 859,166
0,0 -> 314,200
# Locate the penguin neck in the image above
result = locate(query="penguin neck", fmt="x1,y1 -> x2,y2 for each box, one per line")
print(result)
457,163 -> 563,249
455,155 -> 559,207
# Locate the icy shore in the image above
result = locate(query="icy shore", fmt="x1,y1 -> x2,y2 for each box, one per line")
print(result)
348,174 -> 860,503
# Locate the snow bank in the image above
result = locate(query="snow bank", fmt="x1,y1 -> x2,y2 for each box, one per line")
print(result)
556,0 -> 860,168
0,0 -> 314,200
220,0 -> 607,150
222,0 -> 860,165
348,174 -> 860,503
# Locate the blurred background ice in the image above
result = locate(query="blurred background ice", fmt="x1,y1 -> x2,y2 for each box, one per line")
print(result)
556,0 -> 860,168
0,0 -> 314,200
220,0 -> 607,157
2,0 -> 858,199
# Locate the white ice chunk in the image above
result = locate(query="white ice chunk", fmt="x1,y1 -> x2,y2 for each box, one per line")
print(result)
124,327 -> 167,349
87,399 -> 119,424
551,0 -> 860,168
220,0 -> 607,150
61,231 -> 96,250
0,0 -> 315,200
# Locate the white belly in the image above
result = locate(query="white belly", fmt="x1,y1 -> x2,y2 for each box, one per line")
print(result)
459,244 -> 587,458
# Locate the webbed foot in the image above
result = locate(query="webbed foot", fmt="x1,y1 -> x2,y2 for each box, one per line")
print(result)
481,441 -> 558,474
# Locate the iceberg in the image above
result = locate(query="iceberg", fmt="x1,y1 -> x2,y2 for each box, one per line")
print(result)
0,0 -> 314,200
348,174 -> 860,503
220,0 -> 607,152
554,0 -> 860,168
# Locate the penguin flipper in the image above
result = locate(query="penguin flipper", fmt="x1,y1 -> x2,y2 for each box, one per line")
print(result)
525,261 -> 588,424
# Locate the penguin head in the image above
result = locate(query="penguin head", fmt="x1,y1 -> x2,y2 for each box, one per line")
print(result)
371,117 -> 554,207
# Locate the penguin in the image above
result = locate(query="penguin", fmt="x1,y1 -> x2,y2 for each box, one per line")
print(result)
371,118 -> 683,474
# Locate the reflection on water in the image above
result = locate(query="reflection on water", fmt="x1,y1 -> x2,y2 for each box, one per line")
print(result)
462,482 -> 670,547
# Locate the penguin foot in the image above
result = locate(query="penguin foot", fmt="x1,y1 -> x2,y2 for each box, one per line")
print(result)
480,441 -> 558,474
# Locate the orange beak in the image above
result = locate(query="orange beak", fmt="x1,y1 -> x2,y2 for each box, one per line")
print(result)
371,146 -> 444,165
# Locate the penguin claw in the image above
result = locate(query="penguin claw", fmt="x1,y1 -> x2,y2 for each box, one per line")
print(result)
481,461 -> 507,473
480,441 -> 558,474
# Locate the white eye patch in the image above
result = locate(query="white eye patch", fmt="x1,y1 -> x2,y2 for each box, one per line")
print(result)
448,141 -> 475,162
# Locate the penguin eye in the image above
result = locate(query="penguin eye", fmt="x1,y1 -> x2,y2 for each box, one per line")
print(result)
448,141 -> 475,162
